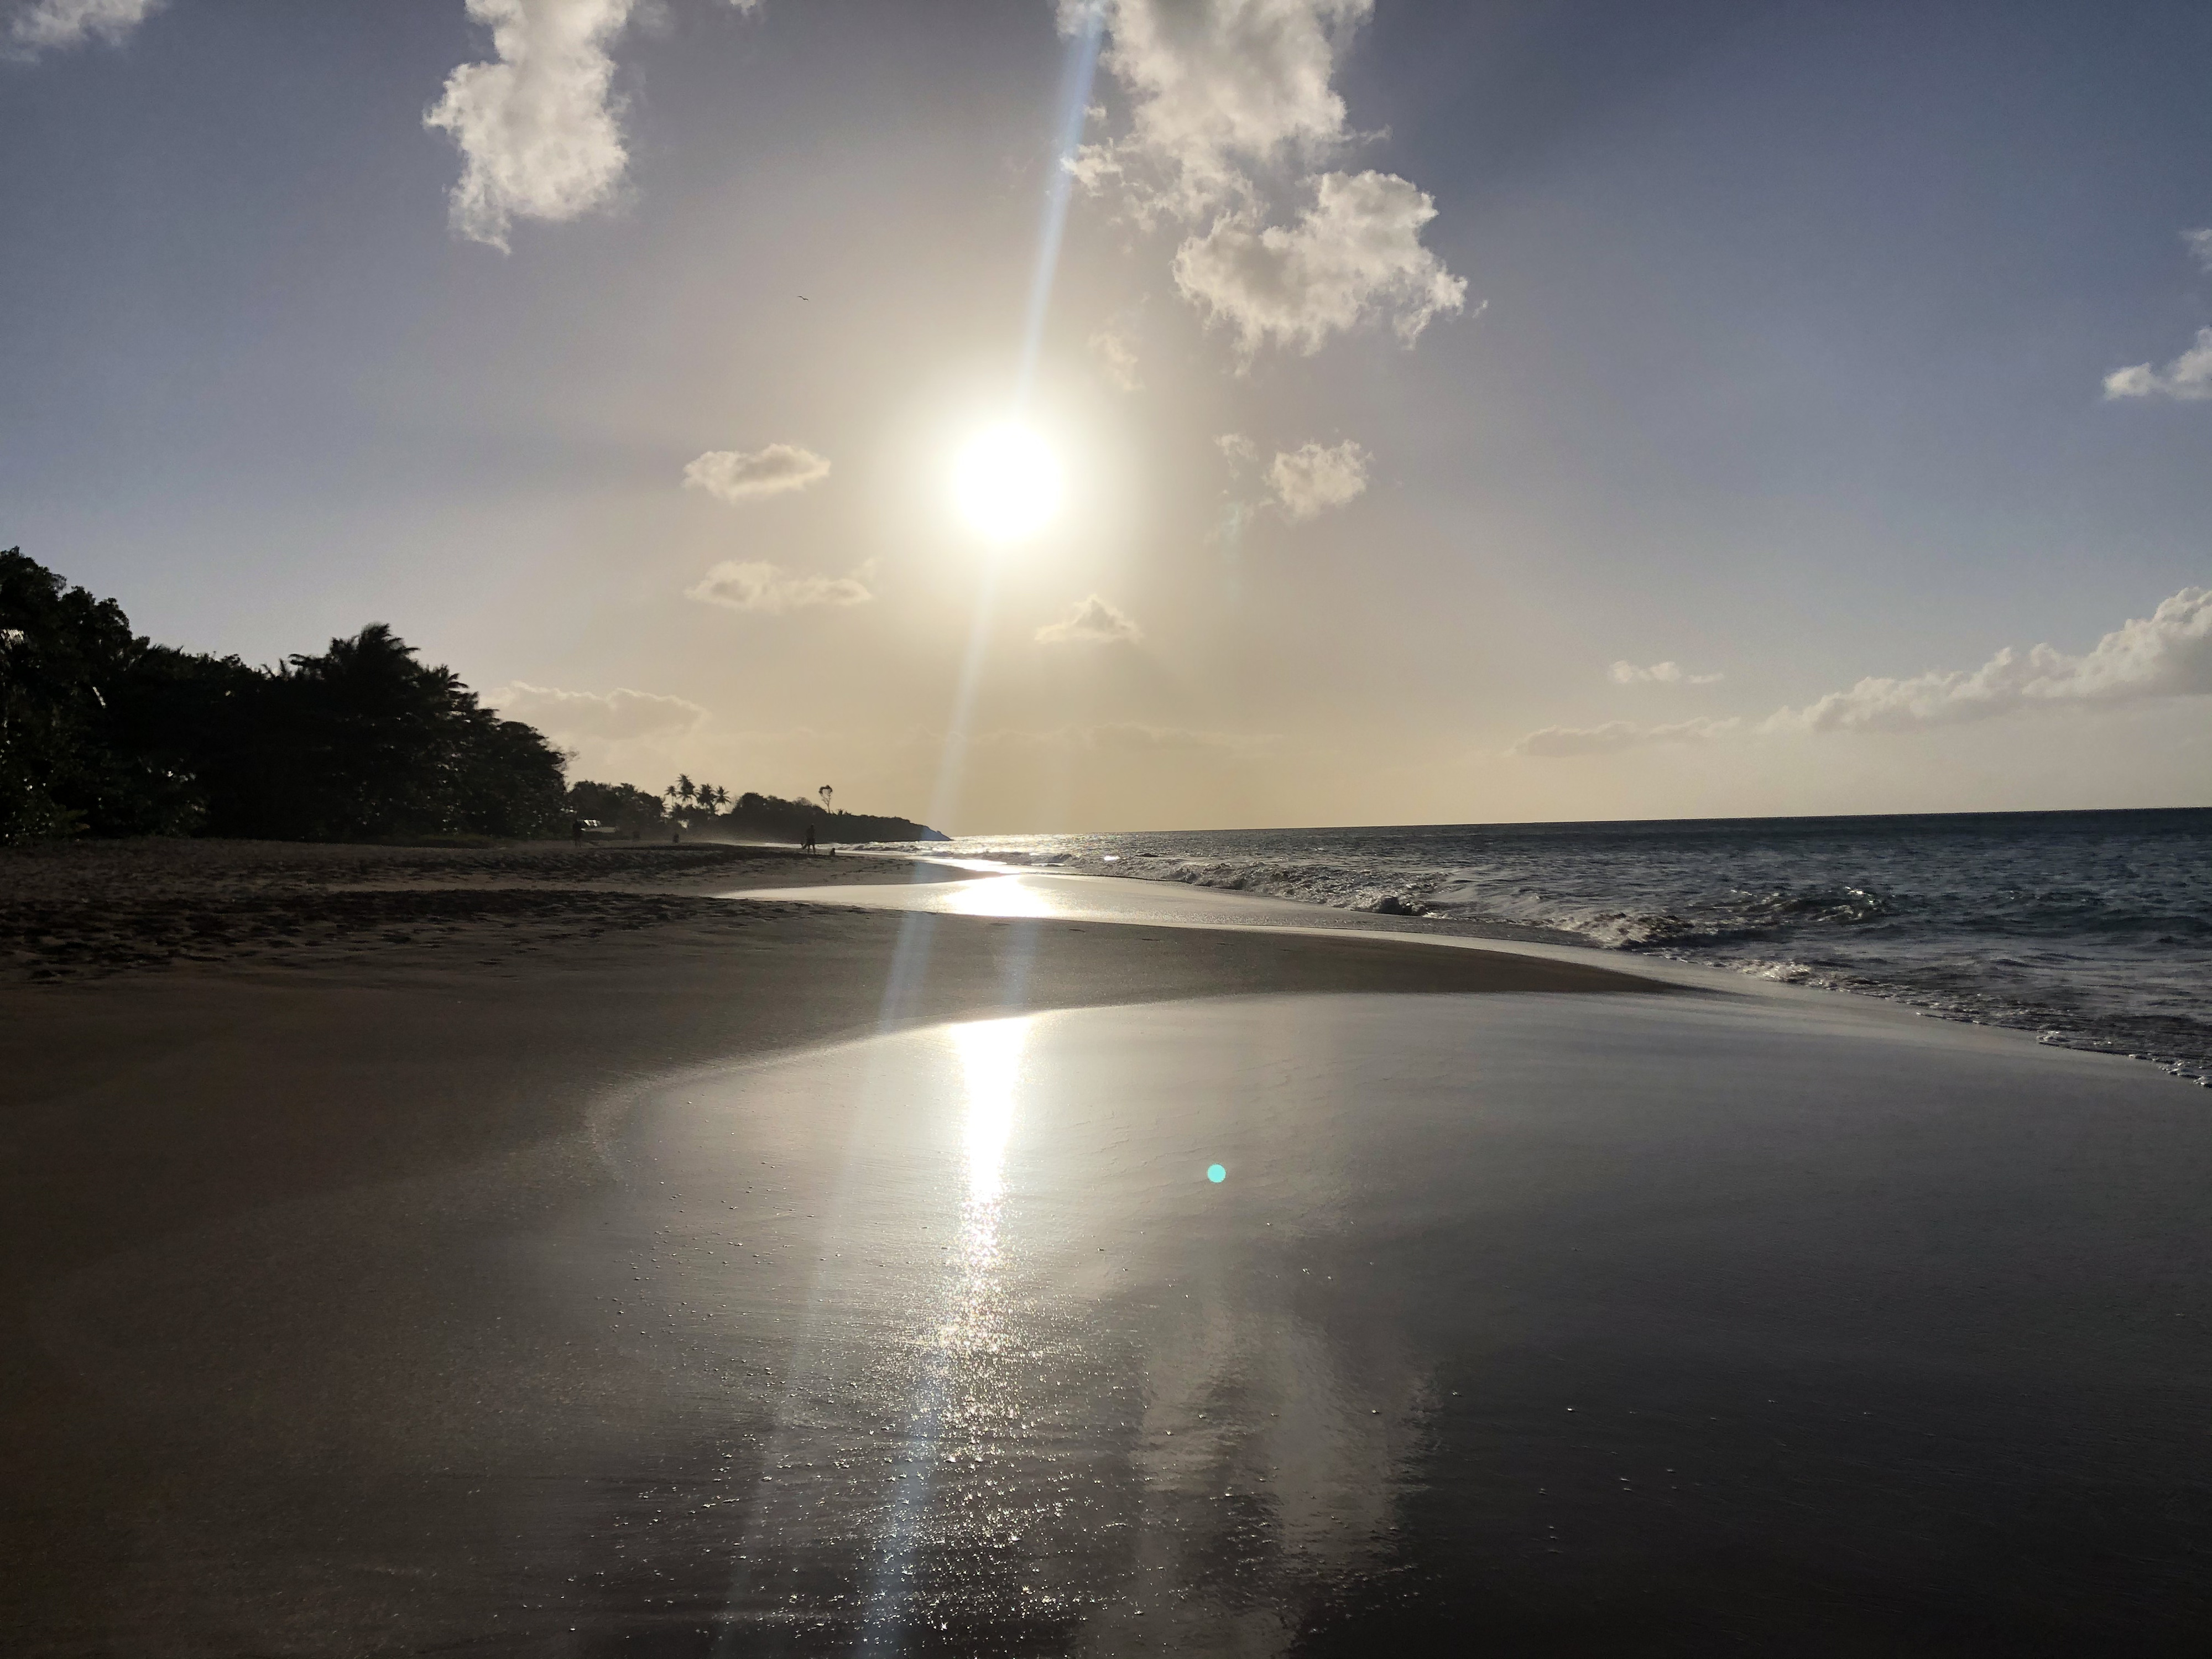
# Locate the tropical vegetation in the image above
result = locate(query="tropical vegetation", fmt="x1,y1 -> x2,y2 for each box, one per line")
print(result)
2,549 -> 940,846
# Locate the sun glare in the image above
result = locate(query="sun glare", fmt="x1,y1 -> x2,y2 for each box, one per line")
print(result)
951,422 -> 1064,544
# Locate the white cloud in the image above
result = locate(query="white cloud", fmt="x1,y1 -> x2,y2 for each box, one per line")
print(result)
424,0 -> 645,251
1036,594 -> 1144,646
1089,327 -> 1142,391
8,0 -> 158,52
1081,722 -> 1281,757
1267,437 -> 1368,520
978,721 -> 1282,759
2104,327 -> 2212,402
1610,660 -> 1724,686
682,444 -> 831,503
1763,585 -> 2212,734
1067,0 -> 1371,220
1173,170 -> 1469,356
1216,431 -> 1259,465
1509,717 -> 1739,758
2184,227 -> 2212,274
487,680 -> 706,740
1514,588 -> 2212,756
1071,2 -> 1467,359
687,560 -> 874,614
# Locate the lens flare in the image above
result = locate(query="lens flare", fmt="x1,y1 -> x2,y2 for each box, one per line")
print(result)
952,423 -> 1063,545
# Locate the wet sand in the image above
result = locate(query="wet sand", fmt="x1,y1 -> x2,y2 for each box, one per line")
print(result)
3,847 -> 2206,1655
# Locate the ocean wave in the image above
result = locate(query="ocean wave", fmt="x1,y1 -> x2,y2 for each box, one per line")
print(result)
917,810 -> 2211,1084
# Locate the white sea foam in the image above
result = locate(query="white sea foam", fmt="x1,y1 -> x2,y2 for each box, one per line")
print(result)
885,811 -> 2212,1083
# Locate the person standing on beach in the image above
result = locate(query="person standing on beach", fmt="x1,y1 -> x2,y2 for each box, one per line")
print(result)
802,824 -> 817,854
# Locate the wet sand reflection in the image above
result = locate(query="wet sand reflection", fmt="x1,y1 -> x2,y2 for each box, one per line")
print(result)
548,999 -> 1435,1653
531,993 -> 2209,1656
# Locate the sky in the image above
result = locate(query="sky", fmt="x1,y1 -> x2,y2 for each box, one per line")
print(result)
3,0 -> 2208,834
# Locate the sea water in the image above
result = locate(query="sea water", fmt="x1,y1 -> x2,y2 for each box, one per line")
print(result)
886,808 -> 2210,1083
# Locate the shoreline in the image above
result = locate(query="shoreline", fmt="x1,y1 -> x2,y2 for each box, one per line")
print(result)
895,844 -> 2212,1087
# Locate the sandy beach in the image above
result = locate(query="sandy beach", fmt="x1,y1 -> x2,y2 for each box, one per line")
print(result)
3,842 -> 2206,1656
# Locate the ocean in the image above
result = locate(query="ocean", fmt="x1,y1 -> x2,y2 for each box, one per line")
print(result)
895,808 -> 2211,1085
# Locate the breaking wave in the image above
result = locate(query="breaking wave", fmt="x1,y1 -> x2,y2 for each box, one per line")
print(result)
890,809 -> 2212,1085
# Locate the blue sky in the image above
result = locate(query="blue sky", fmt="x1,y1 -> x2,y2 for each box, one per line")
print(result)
3,0 -> 2207,831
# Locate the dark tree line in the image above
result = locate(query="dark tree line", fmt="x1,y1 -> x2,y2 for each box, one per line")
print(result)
3,549 -> 946,848
3,549 -> 567,843
566,776 -> 945,843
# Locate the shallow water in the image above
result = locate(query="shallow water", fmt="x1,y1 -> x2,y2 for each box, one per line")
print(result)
886,808 -> 2212,1081
513,994 -> 2209,1654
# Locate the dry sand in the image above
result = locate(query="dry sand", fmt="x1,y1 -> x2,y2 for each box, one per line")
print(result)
0,837 -> 978,984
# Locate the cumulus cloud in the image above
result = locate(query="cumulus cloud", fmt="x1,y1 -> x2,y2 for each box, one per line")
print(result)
1610,660 -> 1724,686
1509,717 -> 1739,758
1036,594 -> 1144,646
487,680 -> 706,740
2104,327 -> 2212,402
1173,170 -> 1468,356
1067,0 -> 1370,219
2185,227 -> 2212,274
1088,328 -> 1142,391
7,0 -> 159,53
424,0 -> 646,251
1071,2 -> 1467,358
1763,586 -> 2212,734
1514,588 -> 2212,757
1216,431 -> 1259,465
682,444 -> 831,503
1267,437 -> 1368,520
687,560 -> 873,614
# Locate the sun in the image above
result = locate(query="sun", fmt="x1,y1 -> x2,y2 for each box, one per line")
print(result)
951,422 -> 1064,544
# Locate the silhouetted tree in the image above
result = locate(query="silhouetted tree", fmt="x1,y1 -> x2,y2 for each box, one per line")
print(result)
3,548 -> 210,841
566,779 -> 665,833
0,550 -> 568,843
656,781 -> 942,844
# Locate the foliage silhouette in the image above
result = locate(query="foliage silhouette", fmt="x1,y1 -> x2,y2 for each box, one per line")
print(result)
4,550 -> 946,847
566,776 -> 944,844
3,549 -> 565,844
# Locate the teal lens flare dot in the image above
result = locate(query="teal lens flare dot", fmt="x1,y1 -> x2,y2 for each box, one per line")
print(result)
1207,1164 -> 1227,1184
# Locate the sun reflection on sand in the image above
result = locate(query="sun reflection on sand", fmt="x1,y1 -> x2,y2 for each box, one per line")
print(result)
636,1000 -> 1446,1650
953,1015 -> 1025,1209
860,1015 -> 1037,1644
940,1016 -> 1026,1361
941,875 -> 1061,920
